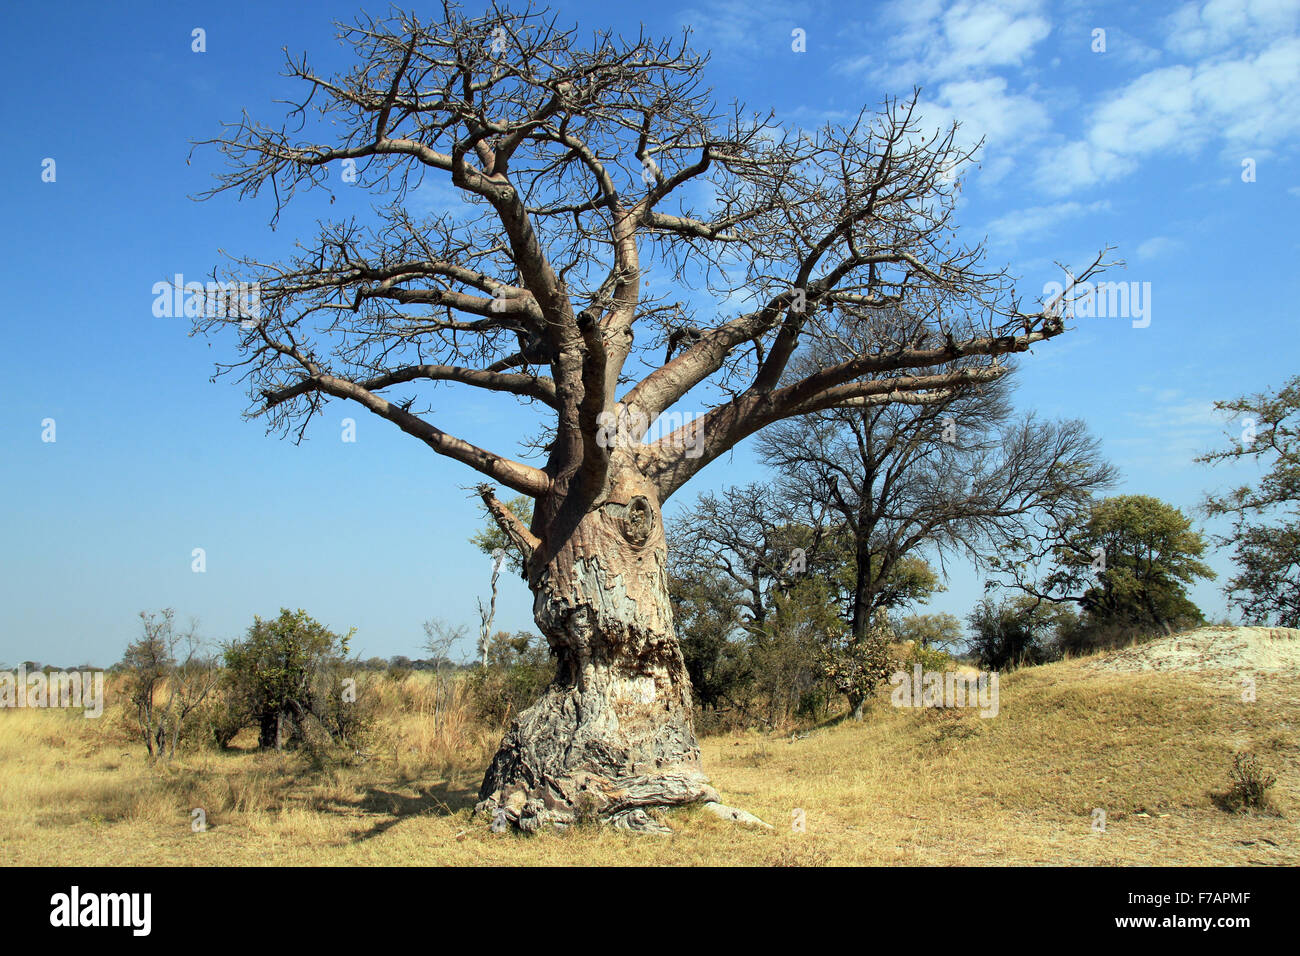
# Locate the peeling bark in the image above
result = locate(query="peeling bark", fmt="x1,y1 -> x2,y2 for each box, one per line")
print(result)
478,461 -> 718,832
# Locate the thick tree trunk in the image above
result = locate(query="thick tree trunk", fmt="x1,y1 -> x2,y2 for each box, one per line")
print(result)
477,465 -> 718,832
258,711 -> 279,750
850,525 -> 877,646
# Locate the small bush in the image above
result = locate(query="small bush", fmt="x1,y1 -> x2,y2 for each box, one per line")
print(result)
1222,750 -> 1278,813
466,632 -> 553,727
904,642 -> 953,672
967,596 -> 1071,670
119,609 -> 220,759
189,690 -> 246,751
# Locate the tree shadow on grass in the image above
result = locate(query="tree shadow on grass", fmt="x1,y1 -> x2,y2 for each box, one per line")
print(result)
332,778 -> 479,843
809,710 -> 856,731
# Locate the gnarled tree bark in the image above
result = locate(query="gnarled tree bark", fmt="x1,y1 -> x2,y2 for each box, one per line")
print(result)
477,460 -> 718,832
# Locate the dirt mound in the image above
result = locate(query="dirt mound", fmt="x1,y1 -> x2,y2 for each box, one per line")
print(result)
1084,626 -> 1300,676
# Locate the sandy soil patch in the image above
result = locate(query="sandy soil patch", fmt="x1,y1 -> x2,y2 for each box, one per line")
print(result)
1084,626 -> 1300,682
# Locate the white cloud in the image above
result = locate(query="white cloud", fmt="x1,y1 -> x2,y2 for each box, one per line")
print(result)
1126,394 -> 1220,431
1037,35 -> 1300,194
855,0 -> 1051,86
835,0 -> 1300,203
838,2 -> 1056,188
1136,236 -> 1182,259
676,0 -> 811,57
930,77 -> 1050,141
985,199 -> 1112,244
1119,387 -> 1226,468
1166,0 -> 1300,57
1101,26 -> 1164,67
908,76 -> 1054,169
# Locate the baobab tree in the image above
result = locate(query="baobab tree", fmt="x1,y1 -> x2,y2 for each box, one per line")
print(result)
193,4 -> 1108,831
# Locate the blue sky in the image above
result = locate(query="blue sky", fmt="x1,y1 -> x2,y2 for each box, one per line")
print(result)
2,0 -> 1297,666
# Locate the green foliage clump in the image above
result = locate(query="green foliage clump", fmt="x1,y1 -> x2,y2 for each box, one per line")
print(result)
670,570 -> 752,720
469,495 -> 534,576
1199,375 -> 1300,627
223,608 -> 373,755
1075,496 -> 1211,626
988,494 -> 1213,657
968,596 -> 1073,670
465,631 -> 553,727
816,608 -> 899,720
904,641 -> 954,672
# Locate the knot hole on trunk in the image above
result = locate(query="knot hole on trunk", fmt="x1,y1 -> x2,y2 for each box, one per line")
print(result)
613,495 -> 655,548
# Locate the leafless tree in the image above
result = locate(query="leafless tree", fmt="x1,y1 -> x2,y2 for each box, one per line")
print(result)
193,3 -> 1110,830
423,617 -> 467,731
668,481 -> 838,633
121,609 -> 220,760
477,549 -> 507,667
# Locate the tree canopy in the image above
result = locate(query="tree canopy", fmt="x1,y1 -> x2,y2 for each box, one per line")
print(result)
1199,375 -> 1300,627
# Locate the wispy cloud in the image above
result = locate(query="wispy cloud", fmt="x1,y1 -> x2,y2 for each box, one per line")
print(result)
1116,385 -> 1231,470
1037,13 -> 1300,195
1165,0 -> 1300,57
836,1 -> 1057,189
844,0 -> 1051,86
1135,236 -> 1183,260
676,0 -> 813,58
986,199 -> 1112,245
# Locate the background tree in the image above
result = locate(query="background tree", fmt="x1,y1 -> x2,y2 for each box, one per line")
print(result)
1199,375 -> 1300,626
669,483 -> 941,631
894,612 -> 964,653
120,609 -> 220,759
667,564 -> 752,723
419,617 -> 468,730
989,494 -> 1214,650
757,335 -> 1117,663
422,618 -> 467,671
668,483 -> 851,632
967,595 -> 1075,670
758,575 -> 847,725
669,483 -> 937,719
667,486 -> 820,726
223,608 -> 360,751
470,494 -> 534,664
195,4 -> 1108,830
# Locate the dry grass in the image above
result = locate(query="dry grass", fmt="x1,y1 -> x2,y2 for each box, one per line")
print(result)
2,652 -> 1296,866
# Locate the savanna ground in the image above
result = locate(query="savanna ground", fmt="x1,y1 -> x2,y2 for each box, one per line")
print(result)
2,627 -> 1295,866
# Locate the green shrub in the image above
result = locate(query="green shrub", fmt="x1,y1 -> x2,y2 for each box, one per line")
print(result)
905,642 -> 954,672
466,631 -> 553,727
223,608 -> 361,752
